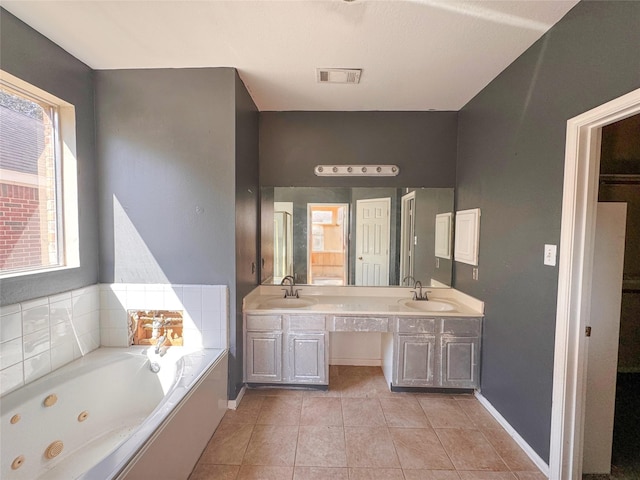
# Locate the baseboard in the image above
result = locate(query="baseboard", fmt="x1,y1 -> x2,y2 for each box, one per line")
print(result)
228,385 -> 246,410
474,391 -> 550,478
330,358 -> 381,366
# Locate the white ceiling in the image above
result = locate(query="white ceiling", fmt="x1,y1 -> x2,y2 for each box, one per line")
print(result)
2,0 -> 579,111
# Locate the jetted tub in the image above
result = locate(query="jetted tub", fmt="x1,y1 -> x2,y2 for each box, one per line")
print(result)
1,346 -> 228,480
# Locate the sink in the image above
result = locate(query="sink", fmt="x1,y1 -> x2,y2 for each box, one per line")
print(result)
260,297 -> 318,309
398,298 -> 458,312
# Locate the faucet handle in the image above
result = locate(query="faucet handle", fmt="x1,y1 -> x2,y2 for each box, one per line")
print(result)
281,288 -> 290,298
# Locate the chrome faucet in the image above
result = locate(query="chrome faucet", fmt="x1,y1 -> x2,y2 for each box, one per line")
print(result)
280,275 -> 300,298
411,280 -> 429,301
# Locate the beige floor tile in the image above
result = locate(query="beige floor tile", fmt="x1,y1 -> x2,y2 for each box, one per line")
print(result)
293,466 -> 349,480
457,472 -> 518,479
243,425 -> 299,466
435,428 -> 509,471
222,396 -> 264,425
344,426 -> 400,468
347,467 -> 405,479
236,465 -> 294,479
257,396 -> 302,425
482,429 -> 540,472
189,464 -> 240,480
380,396 -> 430,428
389,427 -> 454,470
418,397 -> 473,428
341,398 -> 386,426
403,470 -> 462,480
300,397 -> 343,425
303,386 -> 342,397
295,426 -> 348,467
333,374 -> 390,398
454,398 -> 502,430
199,422 -> 254,465
512,472 -> 547,480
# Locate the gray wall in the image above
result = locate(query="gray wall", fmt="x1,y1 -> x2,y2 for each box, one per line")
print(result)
260,111 -> 457,188
0,9 -> 98,306
95,68 -> 257,399
455,0 -> 640,462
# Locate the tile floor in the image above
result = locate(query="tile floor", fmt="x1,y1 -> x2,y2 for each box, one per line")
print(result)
189,366 -> 547,480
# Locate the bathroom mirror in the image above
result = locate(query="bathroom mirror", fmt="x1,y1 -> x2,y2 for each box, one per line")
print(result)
260,187 -> 454,287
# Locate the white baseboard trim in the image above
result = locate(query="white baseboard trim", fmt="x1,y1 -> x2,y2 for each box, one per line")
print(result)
228,385 -> 246,410
330,358 -> 381,366
474,391 -> 550,478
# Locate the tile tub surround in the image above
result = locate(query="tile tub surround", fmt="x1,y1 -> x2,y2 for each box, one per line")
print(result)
0,285 -> 100,396
99,284 -> 229,350
189,366 -> 546,480
0,283 -> 229,396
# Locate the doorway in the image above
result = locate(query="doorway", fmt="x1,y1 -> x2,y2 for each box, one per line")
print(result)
355,197 -> 391,286
306,203 -> 349,285
550,88 -> 640,479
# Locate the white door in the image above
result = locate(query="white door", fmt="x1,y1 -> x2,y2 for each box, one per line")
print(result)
355,197 -> 390,286
582,202 -> 627,474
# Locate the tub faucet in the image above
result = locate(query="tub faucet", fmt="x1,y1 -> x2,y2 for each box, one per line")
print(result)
280,275 -> 299,298
411,280 -> 429,301
155,335 -> 166,354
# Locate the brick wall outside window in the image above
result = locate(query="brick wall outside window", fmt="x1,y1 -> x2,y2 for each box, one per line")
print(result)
0,183 -> 41,269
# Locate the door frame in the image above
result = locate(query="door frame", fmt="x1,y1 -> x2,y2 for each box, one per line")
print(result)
550,87 -> 640,479
400,191 -> 416,284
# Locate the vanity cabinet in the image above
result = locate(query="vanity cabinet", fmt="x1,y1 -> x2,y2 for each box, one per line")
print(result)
246,331 -> 283,383
395,334 -> 436,386
244,313 -> 328,385
391,316 -> 481,389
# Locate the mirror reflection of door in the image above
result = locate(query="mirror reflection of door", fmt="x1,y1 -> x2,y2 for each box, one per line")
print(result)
355,197 -> 391,286
400,192 -> 416,285
307,204 -> 349,285
273,202 -> 294,284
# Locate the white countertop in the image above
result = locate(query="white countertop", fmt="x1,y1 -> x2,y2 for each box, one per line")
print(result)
243,285 -> 484,317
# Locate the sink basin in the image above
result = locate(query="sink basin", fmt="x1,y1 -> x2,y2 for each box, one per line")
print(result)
260,297 -> 318,309
398,298 -> 458,312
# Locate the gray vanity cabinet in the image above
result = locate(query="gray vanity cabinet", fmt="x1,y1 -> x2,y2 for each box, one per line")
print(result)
391,316 -> 481,389
246,331 -> 283,383
395,334 -> 436,386
286,333 -> 327,384
244,313 -> 328,385
439,317 -> 482,388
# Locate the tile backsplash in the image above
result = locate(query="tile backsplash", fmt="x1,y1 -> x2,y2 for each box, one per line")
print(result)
0,283 -> 228,396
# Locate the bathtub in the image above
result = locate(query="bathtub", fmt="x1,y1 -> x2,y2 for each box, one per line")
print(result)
1,346 -> 228,480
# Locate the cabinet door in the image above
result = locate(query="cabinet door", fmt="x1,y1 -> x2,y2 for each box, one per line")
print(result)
440,335 -> 479,388
246,331 -> 282,383
395,334 -> 436,386
286,333 -> 327,384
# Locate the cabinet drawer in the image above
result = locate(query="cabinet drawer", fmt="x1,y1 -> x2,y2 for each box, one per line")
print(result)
287,315 -> 326,331
332,316 -> 389,332
246,314 -> 283,330
394,317 -> 436,334
441,317 -> 481,336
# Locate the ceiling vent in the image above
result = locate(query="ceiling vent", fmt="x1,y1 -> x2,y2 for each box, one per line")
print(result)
317,68 -> 362,84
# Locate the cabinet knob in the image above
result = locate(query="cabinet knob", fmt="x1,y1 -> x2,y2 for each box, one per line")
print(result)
358,256 -> 363,260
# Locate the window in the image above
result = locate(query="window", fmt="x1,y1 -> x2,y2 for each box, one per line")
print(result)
0,71 -> 79,277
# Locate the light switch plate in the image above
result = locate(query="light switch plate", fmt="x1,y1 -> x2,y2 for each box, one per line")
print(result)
544,244 -> 557,266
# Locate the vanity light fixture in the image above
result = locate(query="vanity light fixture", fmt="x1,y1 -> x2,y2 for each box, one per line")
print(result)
314,165 -> 399,177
